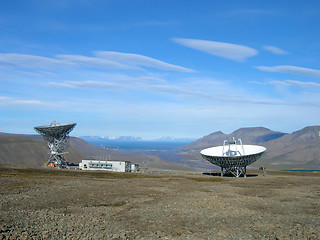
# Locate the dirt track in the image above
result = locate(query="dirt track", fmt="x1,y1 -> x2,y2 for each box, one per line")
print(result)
0,166 -> 319,240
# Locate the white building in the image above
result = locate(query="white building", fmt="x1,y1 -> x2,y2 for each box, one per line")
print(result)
79,160 -> 137,172
130,163 -> 140,172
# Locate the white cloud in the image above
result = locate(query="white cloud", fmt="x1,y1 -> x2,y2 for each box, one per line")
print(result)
263,45 -> 288,55
147,84 -> 209,99
82,73 -> 167,83
0,53 -> 72,69
95,51 -> 194,72
46,79 -> 302,107
125,76 -> 166,83
172,38 -> 258,62
256,65 -> 320,78
47,80 -> 125,89
285,80 -> 320,88
13,100 -> 44,105
267,79 -> 320,89
56,54 -> 137,69
0,96 -> 12,100
0,96 -> 46,105
0,51 -> 192,73
47,74 -> 166,89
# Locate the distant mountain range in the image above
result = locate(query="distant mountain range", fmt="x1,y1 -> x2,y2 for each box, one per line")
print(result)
80,136 -> 195,144
81,136 -> 144,142
181,126 -> 320,169
80,136 -> 195,141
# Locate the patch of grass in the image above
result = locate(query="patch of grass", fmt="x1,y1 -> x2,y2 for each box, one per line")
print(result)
0,165 -> 168,180
265,170 -> 320,177
186,176 -> 224,182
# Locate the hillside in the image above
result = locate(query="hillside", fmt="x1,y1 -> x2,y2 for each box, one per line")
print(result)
261,126 -> 320,168
0,133 -> 87,166
181,126 -> 320,169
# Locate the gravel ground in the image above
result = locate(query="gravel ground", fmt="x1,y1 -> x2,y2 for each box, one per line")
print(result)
0,166 -> 319,240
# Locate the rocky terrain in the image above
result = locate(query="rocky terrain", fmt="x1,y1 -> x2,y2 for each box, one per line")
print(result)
0,164 -> 319,239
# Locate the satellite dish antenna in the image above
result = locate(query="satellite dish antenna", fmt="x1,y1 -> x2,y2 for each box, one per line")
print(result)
34,120 -> 76,168
200,137 -> 266,177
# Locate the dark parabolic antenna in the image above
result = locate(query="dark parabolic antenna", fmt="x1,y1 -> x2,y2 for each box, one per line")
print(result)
200,137 -> 266,177
34,120 -> 76,168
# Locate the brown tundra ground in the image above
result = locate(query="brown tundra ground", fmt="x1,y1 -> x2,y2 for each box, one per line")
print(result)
0,164 -> 319,240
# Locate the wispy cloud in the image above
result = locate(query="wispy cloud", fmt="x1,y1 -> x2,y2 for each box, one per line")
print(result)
47,73 -> 167,89
263,45 -> 288,55
0,95 -> 85,110
284,80 -> 320,88
0,96 -> 12,100
95,51 -> 194,72
47,80 -> 126,89
46,79 -> 310,107
256,65 -> 320,78
172,38 -> 258,62
0,51 -> 192,72
0,53 -> 72,69
56,54 -> 137,69
263,79 -> 320,89
0,96 -> 46,105
46,79 -> 228,102
146,84 -> 210,99
97,75 -> 166,83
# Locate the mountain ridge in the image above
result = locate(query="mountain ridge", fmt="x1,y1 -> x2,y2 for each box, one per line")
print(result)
80,136 -> 195,143
182,127 -> 286,151
261,126 -> 320,168
182,125 -> 320,169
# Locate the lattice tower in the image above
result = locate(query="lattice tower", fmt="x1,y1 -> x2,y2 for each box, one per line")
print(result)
34,120 -> 76,168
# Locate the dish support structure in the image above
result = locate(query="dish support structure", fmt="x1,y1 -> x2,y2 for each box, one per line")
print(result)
34,121 -> 75,168
201,138 -> 265,178
221,138 -> 246,177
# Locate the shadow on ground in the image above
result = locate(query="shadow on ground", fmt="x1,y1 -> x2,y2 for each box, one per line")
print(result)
202,172 -> 258,177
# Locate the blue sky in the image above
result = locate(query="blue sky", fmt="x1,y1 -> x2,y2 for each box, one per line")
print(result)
1,0 -> 320,138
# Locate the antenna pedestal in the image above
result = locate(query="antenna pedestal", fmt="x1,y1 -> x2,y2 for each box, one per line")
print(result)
221,166 -> 246,178
47,153 -> 68,168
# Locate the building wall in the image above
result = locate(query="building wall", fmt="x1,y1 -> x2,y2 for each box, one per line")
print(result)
131,163 -> 140,172
79,160 -> 132,172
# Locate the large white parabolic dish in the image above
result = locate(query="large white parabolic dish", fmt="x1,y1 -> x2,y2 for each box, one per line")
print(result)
200,144 -> 266,169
